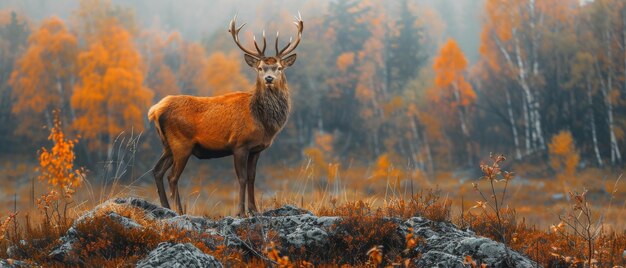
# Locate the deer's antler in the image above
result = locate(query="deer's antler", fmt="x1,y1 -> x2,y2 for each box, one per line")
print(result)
275,12 -> 303,58
229,14 -> 266,59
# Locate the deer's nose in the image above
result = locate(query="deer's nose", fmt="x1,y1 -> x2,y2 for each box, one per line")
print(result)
265,76 -> 274,83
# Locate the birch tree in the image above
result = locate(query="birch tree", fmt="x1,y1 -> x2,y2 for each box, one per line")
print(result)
481,0 -> 546,155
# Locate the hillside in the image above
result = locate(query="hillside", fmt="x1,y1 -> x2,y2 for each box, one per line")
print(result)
2,197 -> 537,267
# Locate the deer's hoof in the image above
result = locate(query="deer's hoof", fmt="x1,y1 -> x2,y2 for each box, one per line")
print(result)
247,210 -> 260,217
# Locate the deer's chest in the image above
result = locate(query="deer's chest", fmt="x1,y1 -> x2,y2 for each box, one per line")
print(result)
251,90 -> 290,135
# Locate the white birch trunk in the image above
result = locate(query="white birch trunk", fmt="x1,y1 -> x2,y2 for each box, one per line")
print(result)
605,29 -> 623,165
587,77 -> 603,167
506,88 -> 522,160
522,93 -> 531,154
453,82 -> 472,166
515,36 -> 544,152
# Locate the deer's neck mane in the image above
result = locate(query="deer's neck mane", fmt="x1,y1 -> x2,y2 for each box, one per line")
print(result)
250,81 -> 291,135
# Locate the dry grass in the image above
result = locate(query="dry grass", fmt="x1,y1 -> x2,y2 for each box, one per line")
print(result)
1,142 -> 626,267
1,184 -> 626,266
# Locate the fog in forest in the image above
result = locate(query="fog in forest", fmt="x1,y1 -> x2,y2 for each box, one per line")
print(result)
1,0 -> 625,238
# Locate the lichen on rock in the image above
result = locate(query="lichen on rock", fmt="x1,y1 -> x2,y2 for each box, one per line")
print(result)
47,198 -> 538,267
136,242 -> 222,268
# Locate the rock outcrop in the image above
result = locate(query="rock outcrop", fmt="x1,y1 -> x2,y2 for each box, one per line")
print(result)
0,259 -> 32,268
48,197 -> 539,267
136,242 -> 222,268
401,217 -> 536,267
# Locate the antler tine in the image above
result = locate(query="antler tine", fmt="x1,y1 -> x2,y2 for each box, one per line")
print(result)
253,35 -> 261,55
278,37 -> 292,57
275,31 -> 280,56
276,13 -> 304,58
228,14 -> 263,58
253,30 -> 267,56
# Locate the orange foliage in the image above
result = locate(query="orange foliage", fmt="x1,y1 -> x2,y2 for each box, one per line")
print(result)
536,0 -> 579,25
265,242 -> 294,268
366,245 -> 383,266
36,111 -> 85,234
371,153 -> 403,181
198,51 -> 252,96
71,19 -> 153,151
548,130 -> 580,177
0,213 -> 16,241
303,132 -> 337,179
336,52 -> 355,72
9,17 -> 77,136
430,39 -> 475,108
37,111 -> 84,190
479,0 -> 520,76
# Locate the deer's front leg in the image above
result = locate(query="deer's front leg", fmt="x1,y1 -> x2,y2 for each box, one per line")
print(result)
247,152 -> 261,214
233,149 -> 249,217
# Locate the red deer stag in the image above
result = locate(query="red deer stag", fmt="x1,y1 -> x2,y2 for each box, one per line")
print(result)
148,14 -> 303,215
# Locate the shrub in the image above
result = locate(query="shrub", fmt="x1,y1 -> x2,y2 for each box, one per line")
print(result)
72,215 -> 161,264
384,188 -> 451,221
36,110 -> 85,235
320,201 -> 404,265
548,130 -> 580,194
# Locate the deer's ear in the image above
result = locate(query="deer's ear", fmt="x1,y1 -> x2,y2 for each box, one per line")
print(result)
281,54 -> 297,67
244,54 -> 259,68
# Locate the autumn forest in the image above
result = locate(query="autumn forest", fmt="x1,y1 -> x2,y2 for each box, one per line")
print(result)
1,0 -> 626,266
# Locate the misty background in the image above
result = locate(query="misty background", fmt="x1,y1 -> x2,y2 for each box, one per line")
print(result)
1,0 -> 625,221
0,0 -> 483,61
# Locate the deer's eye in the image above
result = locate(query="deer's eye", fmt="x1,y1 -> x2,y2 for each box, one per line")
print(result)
278,67 -> 283,71
258,67 -> 262,71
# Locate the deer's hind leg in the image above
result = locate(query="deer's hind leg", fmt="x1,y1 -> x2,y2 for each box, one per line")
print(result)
153,151 -> 173,209
168,144 -> 192,214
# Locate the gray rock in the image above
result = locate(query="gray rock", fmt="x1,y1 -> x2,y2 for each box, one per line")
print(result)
112,197 -> 178,220
419,251 -> 466,268
48,198 -> 538,267
213,210 -> 340,249
164,215 -> 213,233
0,259 -> 32,268
262,204 -> 313,217
5,240 -> 26,259
136,242 -> 222,268
401,217 -> 539,268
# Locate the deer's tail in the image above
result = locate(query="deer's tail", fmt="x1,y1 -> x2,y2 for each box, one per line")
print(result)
148,99 -> 169,148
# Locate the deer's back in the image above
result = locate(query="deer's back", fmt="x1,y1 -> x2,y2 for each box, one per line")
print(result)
155,92 -> 264,152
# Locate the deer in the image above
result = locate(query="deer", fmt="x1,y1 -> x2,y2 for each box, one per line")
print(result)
148,14 -> 303,216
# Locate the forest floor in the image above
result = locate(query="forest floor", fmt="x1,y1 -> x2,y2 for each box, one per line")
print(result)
1,155 -> 625,266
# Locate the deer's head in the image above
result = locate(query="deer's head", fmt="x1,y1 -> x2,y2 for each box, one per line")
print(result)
229,14 -> 303,89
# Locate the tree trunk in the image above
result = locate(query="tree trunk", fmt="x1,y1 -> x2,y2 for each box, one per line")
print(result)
622,5 -> 626,96
587,77 -> 603,167
422,129 -> 434,176
453,83 -> 472,166
605,29 -> 622,165
515,38 -> 544,152
522,91 -> 531,154
505,88 -> 522,160
409,117 -> 423,170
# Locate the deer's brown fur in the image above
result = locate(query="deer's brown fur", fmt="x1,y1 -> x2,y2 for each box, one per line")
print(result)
149,14 -> 302,216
